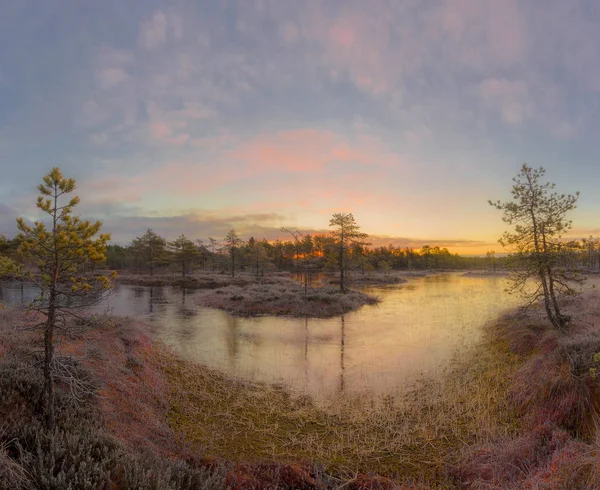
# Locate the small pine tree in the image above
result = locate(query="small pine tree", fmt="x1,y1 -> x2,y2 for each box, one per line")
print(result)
329,213 -> 369,292
224,229 -> 242,278
16,167 -> 116,429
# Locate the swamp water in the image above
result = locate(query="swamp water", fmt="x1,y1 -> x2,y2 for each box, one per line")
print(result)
0,273 -> 520,398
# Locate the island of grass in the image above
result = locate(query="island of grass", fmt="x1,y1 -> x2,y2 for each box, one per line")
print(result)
194,276 -> 380,317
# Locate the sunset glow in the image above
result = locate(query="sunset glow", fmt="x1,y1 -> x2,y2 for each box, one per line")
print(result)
1,1 -> 600,255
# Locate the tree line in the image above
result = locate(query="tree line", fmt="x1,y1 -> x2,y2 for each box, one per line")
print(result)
0,229 -> 511,277
3,226 -> 600,281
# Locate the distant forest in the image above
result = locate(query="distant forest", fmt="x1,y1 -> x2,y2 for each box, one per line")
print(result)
2,228 -> 599,277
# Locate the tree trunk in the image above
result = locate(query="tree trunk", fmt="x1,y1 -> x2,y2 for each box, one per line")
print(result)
547,268 -> 566,329
44,294 -> 56,430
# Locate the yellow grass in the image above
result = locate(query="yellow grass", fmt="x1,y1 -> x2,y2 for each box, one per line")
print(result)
164,327 -> 521,485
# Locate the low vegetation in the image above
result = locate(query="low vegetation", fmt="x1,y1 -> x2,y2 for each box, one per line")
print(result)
0,306 -> 229,490
5,288 -> 600,488
194,280 -> 380,317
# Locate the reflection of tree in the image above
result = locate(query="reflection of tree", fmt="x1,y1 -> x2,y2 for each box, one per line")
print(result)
304,318 -> 309,361
177,288 -> 196,320
225,315 -> 240,366
304,318 -> 309,383
340,315 -> 345,392
148,286 -> 166,313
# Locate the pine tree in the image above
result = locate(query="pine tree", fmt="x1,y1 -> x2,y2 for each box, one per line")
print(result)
329,213 -> 369,292
224,229 -> 242,278
489,164 -> 582,330
168,234 -> 200,277
16,167 -> 116,429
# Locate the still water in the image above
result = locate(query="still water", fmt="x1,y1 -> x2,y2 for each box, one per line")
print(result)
0,274 -> 519,397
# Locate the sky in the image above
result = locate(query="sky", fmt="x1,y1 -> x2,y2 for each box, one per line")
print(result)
1,0 -> 600,255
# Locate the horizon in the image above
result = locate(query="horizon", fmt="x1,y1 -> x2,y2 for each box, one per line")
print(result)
2,1 -> 600,255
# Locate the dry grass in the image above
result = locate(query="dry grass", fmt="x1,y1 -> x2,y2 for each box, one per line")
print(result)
165,327 -> 520,485
0,439 -> 33,490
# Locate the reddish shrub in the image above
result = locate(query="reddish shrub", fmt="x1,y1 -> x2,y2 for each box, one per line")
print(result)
451,424 -> 571,487
521,439 -> 589,489
350,474 -> 396,490
225,463 -> 326,490
225,465 -> 266,490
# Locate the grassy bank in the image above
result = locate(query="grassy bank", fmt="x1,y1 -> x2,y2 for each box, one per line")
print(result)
449,291 -> 600,488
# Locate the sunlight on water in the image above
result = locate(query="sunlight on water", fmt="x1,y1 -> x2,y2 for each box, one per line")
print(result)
0,273 -> 527,397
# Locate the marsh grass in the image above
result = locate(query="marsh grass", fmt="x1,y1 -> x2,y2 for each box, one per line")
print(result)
165,325 -> 520,485
195,281 -> 380,317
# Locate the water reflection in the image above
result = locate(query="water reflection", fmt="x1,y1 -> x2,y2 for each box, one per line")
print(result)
1,274 -> 526,398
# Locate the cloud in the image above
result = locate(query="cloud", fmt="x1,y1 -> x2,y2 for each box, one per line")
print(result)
228,128 -> 396,173
439,0 -> 526,69
137,10 -> 183,50
0,202 -> 22,236
94,209 -> 289,245
477,78 -> 532,125
97,68 -> 129,89
148,121 -> 190,146
5,0 -> 600,250
138,11 -> 168,49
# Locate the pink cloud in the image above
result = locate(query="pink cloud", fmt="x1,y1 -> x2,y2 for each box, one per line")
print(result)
286,0 -> 528,100
148,121 -> 190,146
76,178 -> 143,208
228,129 -> 379,173
134,161 -> 241,197
114,128 -> 409,203
330,21 -> 357,50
